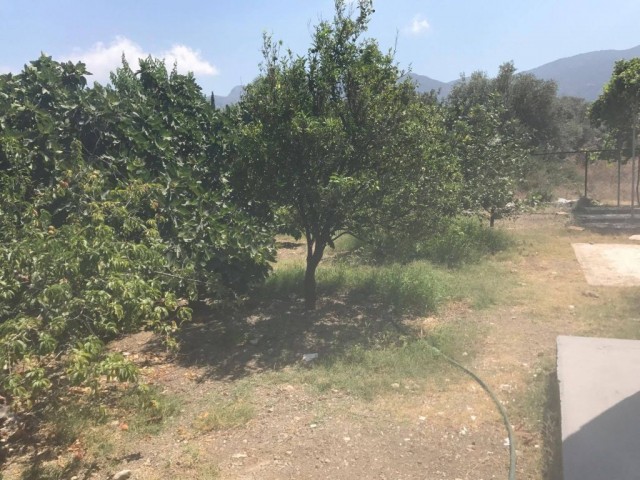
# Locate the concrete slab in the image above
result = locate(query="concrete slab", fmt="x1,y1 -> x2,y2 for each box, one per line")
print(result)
557,335 -> 640,480
572,243 -> 640,286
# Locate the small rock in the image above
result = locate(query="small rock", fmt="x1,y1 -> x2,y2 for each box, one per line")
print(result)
556,211 -> 569,216
568,305 -> 575,311
582,290 -> 600,298
418,416 -> 426,421
568,225 -> 585,231
391,383 -> 400,389
249,337 -> 261,346
630,235 -> 640,241
231,453 -> 247,459
112,471 -> 132,480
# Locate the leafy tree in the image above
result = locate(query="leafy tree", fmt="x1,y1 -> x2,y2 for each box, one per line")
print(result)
554,96 -> 600,151
0,55 -> 274,404
591,58 -> 640,200
448,92 -> 527,226
449,62 -> 559,150
499,65 -> 558,149
236,0 -> 460,309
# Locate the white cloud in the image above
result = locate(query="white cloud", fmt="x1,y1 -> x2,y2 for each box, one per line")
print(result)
163,44 -> 218,76
65,36 -> 219,83
404,14 -> 430,36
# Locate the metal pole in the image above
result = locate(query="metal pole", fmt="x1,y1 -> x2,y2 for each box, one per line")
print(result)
584,152 -> 589,198
632,124 -> 636,213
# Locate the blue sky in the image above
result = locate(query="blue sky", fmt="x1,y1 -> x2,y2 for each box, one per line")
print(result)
1,0 -> 639,96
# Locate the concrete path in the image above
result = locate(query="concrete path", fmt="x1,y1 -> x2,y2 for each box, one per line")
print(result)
572,243 -> 640,286
557,335 -> 640,480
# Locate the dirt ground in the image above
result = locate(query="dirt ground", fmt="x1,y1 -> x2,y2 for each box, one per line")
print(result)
4,212 -> 640,480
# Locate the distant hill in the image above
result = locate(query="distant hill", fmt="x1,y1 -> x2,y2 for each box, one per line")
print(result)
406,73 -> 455,98
524,45 -> 640,101
213,85 -> 245,108
213,45 -> 640,106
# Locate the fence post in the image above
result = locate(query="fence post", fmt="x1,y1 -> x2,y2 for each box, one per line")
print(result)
584,152 -> 589,198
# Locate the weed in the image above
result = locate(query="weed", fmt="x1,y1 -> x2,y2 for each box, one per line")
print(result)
20,459 -> 80,480
118,385 -> 180,434
193,387 -> 254,433
43,398 -> 109,446
263,261 -> 446,314
273,319 -> 479,401
440,261 -> 515,309
416,216 -> 513,267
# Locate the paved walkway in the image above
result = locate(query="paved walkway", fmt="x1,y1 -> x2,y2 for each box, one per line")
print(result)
557,335 -> 640,480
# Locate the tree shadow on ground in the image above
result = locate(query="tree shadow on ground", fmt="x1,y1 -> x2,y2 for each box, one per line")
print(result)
144,294 -> 405,382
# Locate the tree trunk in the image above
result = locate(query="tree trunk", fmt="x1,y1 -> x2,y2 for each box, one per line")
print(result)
489,209 -> 496,228
303,241 -> 325,310
304,256 -> 320,310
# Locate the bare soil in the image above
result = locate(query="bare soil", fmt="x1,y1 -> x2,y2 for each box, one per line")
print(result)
4,212 -> 640,480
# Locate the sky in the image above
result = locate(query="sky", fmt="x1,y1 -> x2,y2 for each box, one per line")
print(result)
1,0 -> 639,96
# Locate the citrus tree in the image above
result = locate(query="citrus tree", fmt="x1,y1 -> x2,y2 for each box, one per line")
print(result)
236,0 -> 460,309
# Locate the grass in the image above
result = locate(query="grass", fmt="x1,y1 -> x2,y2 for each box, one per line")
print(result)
265,218 -> 515,314
117,384 -> 180,434
579,288 -> 640,339
415,216 -> 514,267
193,384 -> 255,433
264,255 -> 514,314
269,318 -> 482,401
263,260 -> 446,314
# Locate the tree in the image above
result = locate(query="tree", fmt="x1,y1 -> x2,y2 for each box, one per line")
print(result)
449,62 -> 559,150
236,0 -> 460,309
448,93 -> 527,226
0,55 -> 275,404
447,72 -> 528,226
591,58 -> 640,201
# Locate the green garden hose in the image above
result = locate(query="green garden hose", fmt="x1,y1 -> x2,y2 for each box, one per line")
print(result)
389,319 -> 516,480
427,344 -> 517,480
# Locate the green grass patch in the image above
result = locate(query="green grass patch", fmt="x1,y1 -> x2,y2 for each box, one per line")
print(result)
193,386 -> 254,433
118,384 -> 180,434
415,216 -> 514,267
264,255 -> 514,313
440,261 -> 515,309
272,320 -> 481,401
263,261 -> 445,314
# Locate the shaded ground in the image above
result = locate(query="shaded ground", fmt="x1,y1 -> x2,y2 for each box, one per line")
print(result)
4,212 -> 640,479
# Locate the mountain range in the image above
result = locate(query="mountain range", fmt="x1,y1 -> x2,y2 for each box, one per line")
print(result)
213,45 -> 640,107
